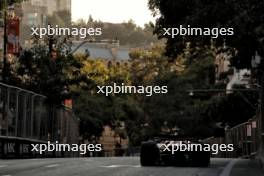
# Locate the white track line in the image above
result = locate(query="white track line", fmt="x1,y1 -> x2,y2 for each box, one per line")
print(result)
45,164 -> 60,168
101,165 -> 140,168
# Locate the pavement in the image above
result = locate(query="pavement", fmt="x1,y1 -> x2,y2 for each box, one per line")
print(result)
230,158 -> 264,176
0,157 -> 263,176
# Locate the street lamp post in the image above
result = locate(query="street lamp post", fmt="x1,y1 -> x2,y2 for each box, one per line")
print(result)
251,51 -> 264,155
260,71 -> 264,154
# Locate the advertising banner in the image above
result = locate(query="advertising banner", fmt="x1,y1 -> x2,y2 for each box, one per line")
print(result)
64,99 -> 73,109
7,18 -> 20,54
0,27 -> 3,50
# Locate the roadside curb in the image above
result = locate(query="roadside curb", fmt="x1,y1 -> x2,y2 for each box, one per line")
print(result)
220,159 -> 238,176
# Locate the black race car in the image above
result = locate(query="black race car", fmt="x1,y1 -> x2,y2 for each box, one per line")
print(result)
140,137 -> 211,167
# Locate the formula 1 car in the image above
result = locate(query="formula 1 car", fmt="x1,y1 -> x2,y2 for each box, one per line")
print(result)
140,136 -> 211,167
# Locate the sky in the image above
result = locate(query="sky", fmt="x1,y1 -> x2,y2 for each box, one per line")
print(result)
72,0 -> 155,27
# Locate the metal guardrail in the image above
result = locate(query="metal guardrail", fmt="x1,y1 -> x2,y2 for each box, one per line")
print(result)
203,117 -> 259,158
0,82 -> 79,158
0,82 -> 48,140
225,118 -> 259,158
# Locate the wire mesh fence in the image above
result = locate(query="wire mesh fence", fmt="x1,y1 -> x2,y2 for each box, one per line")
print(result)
0,82 -> 79,158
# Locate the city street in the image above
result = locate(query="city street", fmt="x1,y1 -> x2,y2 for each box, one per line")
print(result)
1,1 -> 264,176
0,157 -> 263,176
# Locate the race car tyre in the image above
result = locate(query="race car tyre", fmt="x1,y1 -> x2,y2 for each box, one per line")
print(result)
190,151 -> 210,167
140,141 -> 160,166
200,154 -> 210,167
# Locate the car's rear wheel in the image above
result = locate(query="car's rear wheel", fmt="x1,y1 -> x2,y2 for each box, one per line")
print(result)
200,154 -> 210,167
140,141 -> 160,166
191,151 -> 210,167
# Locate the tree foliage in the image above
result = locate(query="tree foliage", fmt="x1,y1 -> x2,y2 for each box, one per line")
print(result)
148,0 -> 264,68
9,41 -> 88,104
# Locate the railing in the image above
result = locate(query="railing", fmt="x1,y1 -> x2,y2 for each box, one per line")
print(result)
0,82 -> 79,158
226,117 -> 259,158
203,117 -> 259,158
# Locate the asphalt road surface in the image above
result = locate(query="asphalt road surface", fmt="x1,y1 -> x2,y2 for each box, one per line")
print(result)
0,157 -> 260,176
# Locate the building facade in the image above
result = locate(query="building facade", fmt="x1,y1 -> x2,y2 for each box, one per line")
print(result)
17,0 -> 71,47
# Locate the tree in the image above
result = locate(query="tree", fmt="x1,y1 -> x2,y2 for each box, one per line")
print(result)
140,45 -> 217,138
200,91 -> 258,128
9,40 -> 89,104
74,57 -> 133,142
74,93 -> 113,140
73,43 -> 256,144
148,0 -> 264,69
